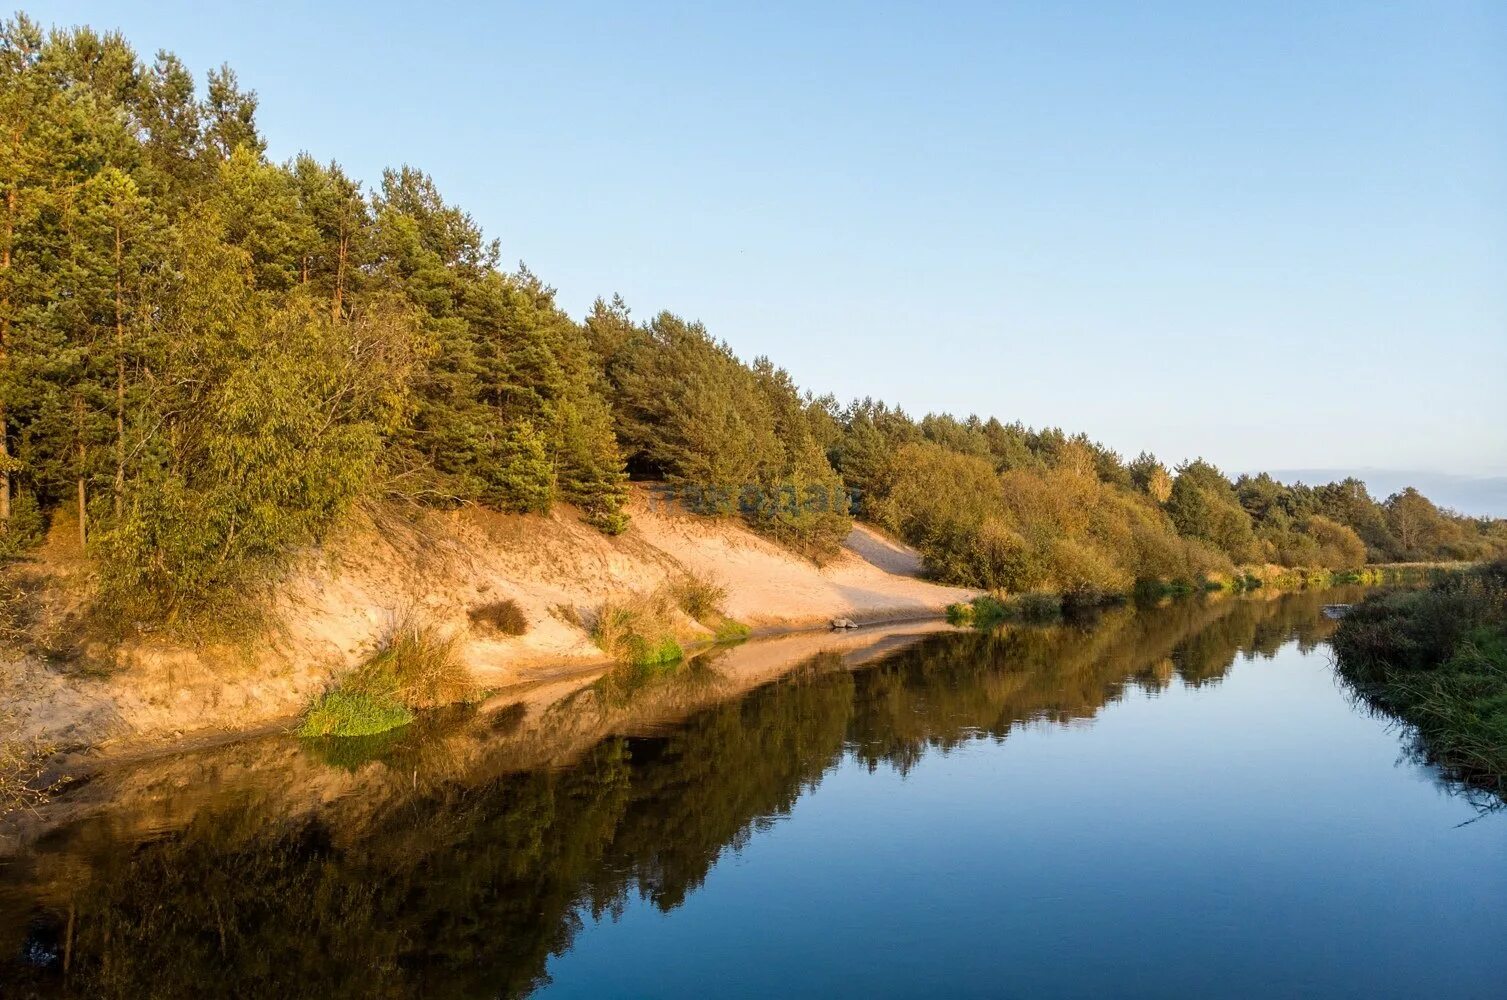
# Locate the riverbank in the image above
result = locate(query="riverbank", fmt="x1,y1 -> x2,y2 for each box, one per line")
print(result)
1332,559 -> 1507,798
1,489 -> 976,759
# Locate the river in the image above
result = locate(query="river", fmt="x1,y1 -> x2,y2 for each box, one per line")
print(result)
1,587 -> 1503,998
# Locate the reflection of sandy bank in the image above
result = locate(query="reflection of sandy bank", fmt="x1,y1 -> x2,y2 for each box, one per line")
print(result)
497,618 -> 957,719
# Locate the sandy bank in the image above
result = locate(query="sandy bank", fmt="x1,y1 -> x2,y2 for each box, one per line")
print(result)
2,489 -> 974,754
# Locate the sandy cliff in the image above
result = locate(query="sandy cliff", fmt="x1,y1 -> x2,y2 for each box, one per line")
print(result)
1,488 -> 974,752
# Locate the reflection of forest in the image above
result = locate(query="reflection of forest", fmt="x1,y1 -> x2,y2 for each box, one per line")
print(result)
0,589 -> 1362,999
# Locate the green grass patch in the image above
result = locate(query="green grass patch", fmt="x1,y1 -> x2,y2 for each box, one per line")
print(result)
298,689 -> 414,738
712,618 -> 751,644
628,636 -> 684,666
947,593 -> 1041,629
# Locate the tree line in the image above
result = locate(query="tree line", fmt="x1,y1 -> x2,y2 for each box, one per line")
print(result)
1,15 -> 1503,623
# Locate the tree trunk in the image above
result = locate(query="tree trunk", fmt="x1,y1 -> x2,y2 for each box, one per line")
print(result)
113,222 -> 125,518
332,226 -> 347,320
76,472 -> 86,548
1,185 -> 14,524
74,397 -> 87,549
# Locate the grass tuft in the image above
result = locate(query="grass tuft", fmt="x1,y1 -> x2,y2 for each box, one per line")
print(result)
590,590 -> 685,666
672,571 -> 728,623
298,615 -> 471,738
949,593 -> 1056,629
713,618 -> 751,643
468,598 -> 528,636
298,689 -> 415,738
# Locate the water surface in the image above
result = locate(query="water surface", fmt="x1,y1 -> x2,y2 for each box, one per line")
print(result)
2,588 -> 1503,998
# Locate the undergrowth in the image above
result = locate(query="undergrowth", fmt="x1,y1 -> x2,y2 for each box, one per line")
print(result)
0,712 -> 58,819
591,572 -> 748,665
591,589 -> 684,666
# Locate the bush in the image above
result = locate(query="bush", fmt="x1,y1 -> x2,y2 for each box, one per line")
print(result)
1018,592 -> 1063,621
468,598 -> 529,636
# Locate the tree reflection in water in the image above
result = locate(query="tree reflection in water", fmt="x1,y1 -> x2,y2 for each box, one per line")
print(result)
0,587 -> 1411,999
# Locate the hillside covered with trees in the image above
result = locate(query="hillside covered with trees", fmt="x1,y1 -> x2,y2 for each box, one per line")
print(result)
3,15 -> 1505,627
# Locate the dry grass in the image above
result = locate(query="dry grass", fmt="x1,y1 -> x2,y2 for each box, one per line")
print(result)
671,571 -> 728,623
549,603 -> 582,628
669,570 -> 749,643
0,574 -> 32,647
590,589 -> 683,666
364,615 -> 471,710
468,598 -> 529,637
299,614 -> 474,736
0,712 -> 58,819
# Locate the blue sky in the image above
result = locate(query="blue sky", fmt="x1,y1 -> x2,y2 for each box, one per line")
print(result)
41,1 -> 1507,507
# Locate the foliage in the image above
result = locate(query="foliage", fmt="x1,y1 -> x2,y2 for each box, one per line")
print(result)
0,712 -> 57,818
0,17 -> 627,627
946,594 -> 1011,628
592,304 -> 850,557
867,441 -> 1234,599
297,689 -> 414,739
671,571 -> 727,624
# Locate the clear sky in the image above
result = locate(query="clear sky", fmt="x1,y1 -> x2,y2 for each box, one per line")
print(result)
40,2 -> 1507,499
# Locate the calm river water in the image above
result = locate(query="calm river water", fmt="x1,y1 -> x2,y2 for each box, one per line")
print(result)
2,587 -> 1503,998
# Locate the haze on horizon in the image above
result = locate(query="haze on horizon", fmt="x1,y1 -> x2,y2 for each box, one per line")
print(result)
42,1 -> 1507,510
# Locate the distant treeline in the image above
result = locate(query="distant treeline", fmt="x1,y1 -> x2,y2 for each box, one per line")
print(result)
1,15 -> 1503,621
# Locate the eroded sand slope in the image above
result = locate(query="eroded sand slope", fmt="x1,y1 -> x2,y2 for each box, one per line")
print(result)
2,489 -> 974,751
